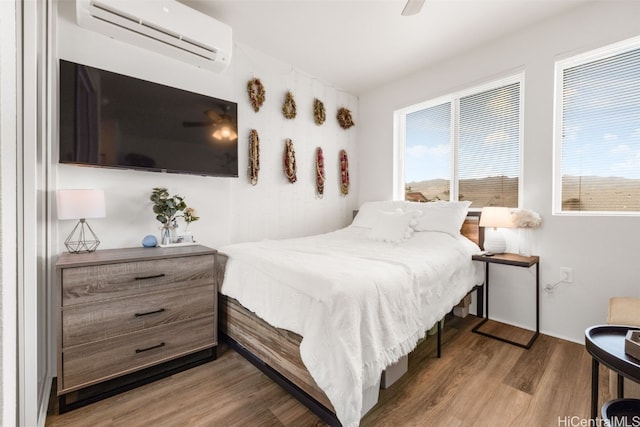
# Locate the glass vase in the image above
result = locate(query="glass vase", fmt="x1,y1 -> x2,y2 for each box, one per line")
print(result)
169,219 -> 178,243
160,225 -> 172,245
518,228 -> 533,257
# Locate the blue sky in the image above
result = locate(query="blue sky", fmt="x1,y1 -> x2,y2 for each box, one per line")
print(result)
404,103 -> 450,183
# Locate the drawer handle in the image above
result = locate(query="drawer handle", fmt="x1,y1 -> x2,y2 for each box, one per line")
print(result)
135,342 -> 166,354
134,273 -> 166,281
134,308 -> 166,317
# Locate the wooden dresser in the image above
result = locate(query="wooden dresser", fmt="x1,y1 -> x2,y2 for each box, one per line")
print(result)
55,244 -> 217,412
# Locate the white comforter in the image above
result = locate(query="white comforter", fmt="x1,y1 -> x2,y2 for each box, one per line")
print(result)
220,226 -> 482,427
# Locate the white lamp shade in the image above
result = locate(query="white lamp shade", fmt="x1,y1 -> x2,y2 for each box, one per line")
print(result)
479,206 -> 512,254
56,189 -> 106,220
479,207 -> 513,229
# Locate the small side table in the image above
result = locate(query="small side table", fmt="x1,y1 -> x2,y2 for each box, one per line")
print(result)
585,325 -> 640,420
471,253 -> 540,349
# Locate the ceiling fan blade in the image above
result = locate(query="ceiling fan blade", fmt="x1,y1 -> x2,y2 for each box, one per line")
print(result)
401,0 -> 425,16
205,110 -> 224,122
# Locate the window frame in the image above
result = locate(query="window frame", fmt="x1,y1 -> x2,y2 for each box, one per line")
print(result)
393,72 -> 525,211
553,36 -> 640,216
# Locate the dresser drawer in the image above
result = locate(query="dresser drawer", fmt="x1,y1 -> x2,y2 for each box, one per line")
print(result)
61,315 -> 215,392
62,284 -> 215,348
61,254 -> 215,306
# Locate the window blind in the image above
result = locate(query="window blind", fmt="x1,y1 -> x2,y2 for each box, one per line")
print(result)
404,102 -> 451,202
401,77 -> 522,207
458,82 -> 521,208
560,46 -> 640,212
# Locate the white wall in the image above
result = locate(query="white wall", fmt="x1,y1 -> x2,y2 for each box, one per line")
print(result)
55,1 -> 358,254
357,0 -> 640,343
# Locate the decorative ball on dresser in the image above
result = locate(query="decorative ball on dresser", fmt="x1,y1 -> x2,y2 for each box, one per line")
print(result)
142,234 -> 157,248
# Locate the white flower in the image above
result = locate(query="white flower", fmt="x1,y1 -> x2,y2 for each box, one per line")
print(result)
511,209 -> 542,228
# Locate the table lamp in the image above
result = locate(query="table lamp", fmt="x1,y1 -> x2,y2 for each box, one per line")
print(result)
56,189 -> 106,253
479,206 -> 513,254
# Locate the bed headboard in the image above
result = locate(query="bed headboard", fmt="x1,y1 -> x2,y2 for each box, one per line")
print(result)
461,211 -> 483,249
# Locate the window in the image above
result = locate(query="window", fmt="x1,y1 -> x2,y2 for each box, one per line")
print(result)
555,38 -> 640,215
395,74 -> 523,209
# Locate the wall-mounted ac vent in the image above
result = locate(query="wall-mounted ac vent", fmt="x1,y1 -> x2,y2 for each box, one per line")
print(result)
76,0 -> 232,72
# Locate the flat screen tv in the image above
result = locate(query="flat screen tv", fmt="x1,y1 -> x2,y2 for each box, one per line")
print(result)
59,59 -> 238,177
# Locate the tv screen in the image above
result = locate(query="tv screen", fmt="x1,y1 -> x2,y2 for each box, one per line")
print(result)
59,59 -> 238,177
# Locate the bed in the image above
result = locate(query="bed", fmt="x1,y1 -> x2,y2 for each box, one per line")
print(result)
218,201 -> 484,427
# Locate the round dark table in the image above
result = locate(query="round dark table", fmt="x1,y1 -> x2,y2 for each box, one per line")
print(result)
585,325 -> 640,420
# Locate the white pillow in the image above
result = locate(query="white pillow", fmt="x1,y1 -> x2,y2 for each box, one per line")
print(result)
352,200 -> 407,228
406,200 -> 471,236
368,209 -> 416,243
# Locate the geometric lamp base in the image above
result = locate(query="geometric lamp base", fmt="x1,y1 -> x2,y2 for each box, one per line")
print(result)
64,219 -> 100,253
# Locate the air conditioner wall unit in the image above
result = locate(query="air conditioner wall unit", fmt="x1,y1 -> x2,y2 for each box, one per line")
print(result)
75,0 -> 232,72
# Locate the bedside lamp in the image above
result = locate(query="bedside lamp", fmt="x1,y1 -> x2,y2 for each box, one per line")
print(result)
56,189 -> 106,253
479,206 -> 513,254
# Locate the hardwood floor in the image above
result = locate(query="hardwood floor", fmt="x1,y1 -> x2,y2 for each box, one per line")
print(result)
46,315 -> 610,426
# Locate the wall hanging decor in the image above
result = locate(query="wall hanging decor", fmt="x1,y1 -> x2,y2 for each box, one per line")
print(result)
249,129 -> 260,186
247,77 -> 266,112
337,107 -> 355,129
316,147 -> 325,197
313,98 -> 326,125
282,91 -> 297,119
284,138 -> 297,183
339,149 -> 350,195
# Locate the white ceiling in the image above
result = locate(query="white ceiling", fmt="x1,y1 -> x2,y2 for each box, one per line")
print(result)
182,0 -> 592,94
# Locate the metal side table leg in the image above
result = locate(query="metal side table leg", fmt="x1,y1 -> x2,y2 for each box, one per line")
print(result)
592,358 -> 599,420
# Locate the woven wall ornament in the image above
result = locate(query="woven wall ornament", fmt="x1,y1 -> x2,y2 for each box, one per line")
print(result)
339,149 -> 350,195
284,138 -> 297,183
248,129 -> 260,186
247,78 -> 265,112
316,147 -> 325,197
282,91 -> 297,119
313,98 -> 326,125
337,107 -> 355,130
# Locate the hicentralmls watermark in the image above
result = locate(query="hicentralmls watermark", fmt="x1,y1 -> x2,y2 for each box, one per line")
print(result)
558,416 -> 640,427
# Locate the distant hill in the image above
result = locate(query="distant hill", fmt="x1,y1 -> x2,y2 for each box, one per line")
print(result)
406,175 -> 640,212
562,175 -> 640,211
406,176 -> 518,208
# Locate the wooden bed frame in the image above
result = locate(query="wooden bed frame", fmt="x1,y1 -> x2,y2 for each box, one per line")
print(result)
217,213 -> 483,426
